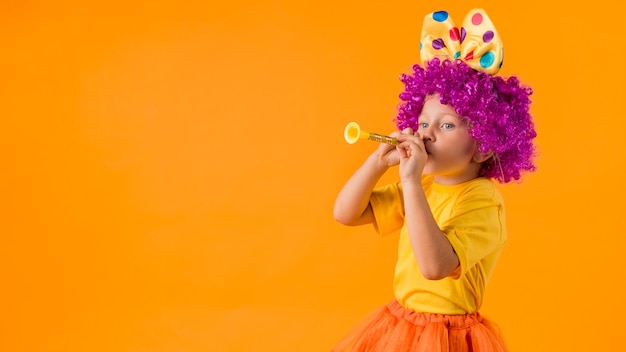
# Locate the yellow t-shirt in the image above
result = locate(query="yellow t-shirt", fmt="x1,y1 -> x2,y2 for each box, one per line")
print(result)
369,176 -> 506,314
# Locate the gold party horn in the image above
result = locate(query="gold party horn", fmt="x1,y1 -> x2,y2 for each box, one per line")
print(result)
344,122 -> 398,145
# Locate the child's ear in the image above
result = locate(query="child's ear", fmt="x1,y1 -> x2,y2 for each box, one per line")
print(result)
473,150 -> 494,163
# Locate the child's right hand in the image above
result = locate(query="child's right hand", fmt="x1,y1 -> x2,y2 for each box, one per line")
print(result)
373,131 -> 401,168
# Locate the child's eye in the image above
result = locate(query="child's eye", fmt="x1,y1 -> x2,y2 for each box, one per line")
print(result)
442,123 -> 454,130
419,122 -> 429,129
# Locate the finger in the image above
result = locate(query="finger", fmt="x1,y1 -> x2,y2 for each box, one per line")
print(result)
405,131 -> 425,147
396,143 -> 409,157
377,141 -> 396,153
397,141 -> 415,157
401,127 -> 414,135
396,133 -> 420,143
406,139 -> 427,153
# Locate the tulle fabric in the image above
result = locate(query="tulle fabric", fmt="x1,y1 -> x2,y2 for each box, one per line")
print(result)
332,300 -> 508,352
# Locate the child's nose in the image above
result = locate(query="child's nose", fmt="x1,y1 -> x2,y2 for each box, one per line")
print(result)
421,128 -> 434,142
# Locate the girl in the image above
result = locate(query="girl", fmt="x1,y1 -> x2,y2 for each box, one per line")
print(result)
332,8 -> 536,352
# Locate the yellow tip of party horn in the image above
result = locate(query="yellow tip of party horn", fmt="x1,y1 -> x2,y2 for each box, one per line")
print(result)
344,122 -> 362,144
344,122 -> 398,145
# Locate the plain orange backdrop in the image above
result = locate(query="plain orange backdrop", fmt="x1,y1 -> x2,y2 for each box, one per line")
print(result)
2,1 -> 625,351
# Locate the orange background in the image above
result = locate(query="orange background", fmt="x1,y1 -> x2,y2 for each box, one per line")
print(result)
1,1 -> 625,351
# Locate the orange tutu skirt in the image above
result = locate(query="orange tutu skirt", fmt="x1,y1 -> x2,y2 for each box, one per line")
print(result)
332,300 -> 508,352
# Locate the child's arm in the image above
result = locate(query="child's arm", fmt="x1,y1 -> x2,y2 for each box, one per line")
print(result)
396,131 -> 460,280
333,137 -> 400,226
402,180 -> 459,280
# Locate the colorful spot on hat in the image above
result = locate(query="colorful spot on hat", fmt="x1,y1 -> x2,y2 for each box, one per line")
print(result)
454,51 -> 461,59
432,38 -> 446,50
433,11 -> 448,22
449,27 -> 460,41
480,52 -> 495,68
472,12 -> 483,25
464,51 -> 474,61
460,27 -> 466,44
483,30 -> 494,43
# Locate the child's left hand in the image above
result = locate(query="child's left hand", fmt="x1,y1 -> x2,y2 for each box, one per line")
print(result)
396,128 -> 427,182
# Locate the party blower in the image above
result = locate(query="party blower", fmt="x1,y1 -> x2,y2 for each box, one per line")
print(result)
343,122 -> 398,146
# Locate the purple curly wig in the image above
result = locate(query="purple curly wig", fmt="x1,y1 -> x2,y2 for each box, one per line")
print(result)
395,58 -> 537,183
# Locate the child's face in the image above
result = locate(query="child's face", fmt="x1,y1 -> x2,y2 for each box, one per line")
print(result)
418,95 -> 479,183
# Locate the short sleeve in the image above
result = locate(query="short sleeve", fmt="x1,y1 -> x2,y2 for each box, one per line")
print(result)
441,185 -> 505,278
369,183 -> 405,237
